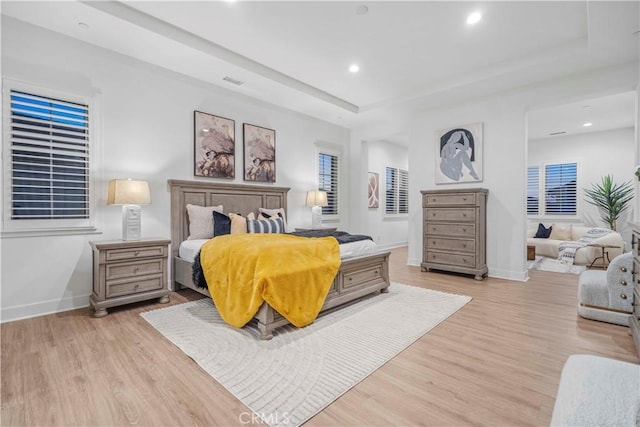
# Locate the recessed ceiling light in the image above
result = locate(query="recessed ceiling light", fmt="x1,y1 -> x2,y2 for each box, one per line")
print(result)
78,22 -> 89,29
583,122 -> 593,127
466,11 -> 482,25
349,64 -> 360,73
356,5 -> 369,15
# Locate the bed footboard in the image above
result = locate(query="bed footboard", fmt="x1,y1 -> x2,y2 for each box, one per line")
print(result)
173,251 -> 391,339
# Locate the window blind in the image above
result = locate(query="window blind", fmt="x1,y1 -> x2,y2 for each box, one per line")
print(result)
527,166 -> 539,215
385,166 -> 409,214
318,152 -> 338,215
544,162 -> 577,215
9,90 -> 90,220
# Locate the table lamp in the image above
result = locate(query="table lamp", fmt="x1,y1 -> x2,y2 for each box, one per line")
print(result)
305,190 -> 328,228
107,179 -> 151,241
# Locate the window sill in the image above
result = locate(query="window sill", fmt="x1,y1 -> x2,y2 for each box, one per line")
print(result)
1,227 -> 102,239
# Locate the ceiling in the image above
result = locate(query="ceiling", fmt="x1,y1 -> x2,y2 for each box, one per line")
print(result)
528,91 -> 637,141
1,1 -> 639,131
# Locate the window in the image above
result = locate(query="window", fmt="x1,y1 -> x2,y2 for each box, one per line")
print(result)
385,166 -> 408,215
545,162 -> 577,215
318,152 -> 338,215
527,166 -> 539,215
3,81 -> 93,232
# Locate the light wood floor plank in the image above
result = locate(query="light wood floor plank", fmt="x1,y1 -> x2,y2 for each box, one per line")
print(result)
2,246 -> 637,426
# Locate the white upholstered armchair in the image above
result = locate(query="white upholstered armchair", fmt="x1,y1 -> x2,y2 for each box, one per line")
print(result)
577,252 -> 633,326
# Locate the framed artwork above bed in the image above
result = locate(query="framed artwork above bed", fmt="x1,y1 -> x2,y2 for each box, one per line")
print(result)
243,123 -> 276,182
194,111 -> 235,179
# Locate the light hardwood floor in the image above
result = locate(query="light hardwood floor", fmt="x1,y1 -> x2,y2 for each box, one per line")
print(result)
2,246 -> 637,426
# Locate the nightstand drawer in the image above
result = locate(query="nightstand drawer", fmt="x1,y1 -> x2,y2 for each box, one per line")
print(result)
106,275 -> 163,298
105,259 -> 163,280
105,245 -> 166,261
423,192 -> 476,206
425,208 -> 476,222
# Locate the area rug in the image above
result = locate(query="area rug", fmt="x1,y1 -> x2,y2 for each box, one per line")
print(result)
141,283 -> 471,426
528,256 -> 586,274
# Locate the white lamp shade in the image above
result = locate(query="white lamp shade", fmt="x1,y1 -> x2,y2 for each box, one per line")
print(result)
305,190 -> 328,207
107,179 -> 151,205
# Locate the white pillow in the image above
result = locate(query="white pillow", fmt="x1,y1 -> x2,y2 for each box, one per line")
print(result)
186,204 -> 223,240
258,207 -> 287,226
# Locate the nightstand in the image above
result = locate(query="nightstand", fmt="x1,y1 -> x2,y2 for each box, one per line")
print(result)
89,238 -> 171,317
295,226 -> 338,232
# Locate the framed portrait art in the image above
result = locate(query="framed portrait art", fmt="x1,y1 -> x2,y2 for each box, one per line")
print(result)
194,111 -> 235,179
434,122 -> 483,184
243,123 -> 276,182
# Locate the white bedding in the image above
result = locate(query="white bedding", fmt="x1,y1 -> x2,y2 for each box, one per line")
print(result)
178,237 -> 377,263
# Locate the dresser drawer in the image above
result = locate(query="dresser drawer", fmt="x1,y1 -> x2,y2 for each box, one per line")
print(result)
105,245 -> 166,261
426,237 -> 475,253
424,251 -> 475,268
425,208 -> 476,222
105,259 -> 163,280
425,222 -> 475,237
423,192 -> 476,207
106,275 -> 164,298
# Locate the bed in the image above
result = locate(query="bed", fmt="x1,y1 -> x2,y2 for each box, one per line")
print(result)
168,179 -> 390,339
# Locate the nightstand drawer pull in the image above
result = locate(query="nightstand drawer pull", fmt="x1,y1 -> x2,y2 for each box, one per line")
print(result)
106,260 -> 163,280
621,293 -> 628,300
105,245 -> 166,261
106,276 -> 162,298
621,280 -> 627,286
621,266 -> 627,273
135,251 -> 140,256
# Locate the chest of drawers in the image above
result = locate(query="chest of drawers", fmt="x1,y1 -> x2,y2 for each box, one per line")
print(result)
420,188 -> 488,280
629,222 -> 640,355
90,238 -> 171,317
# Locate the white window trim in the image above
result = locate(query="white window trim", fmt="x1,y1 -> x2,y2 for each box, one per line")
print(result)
384,164 -> 409,218
527,161 -> 580,221
2,78 -> 101,237
314,142 -> 343,223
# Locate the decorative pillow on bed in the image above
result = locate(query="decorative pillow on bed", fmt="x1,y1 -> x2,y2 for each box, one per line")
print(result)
247,217 -> 285,234
258,208 -> 287,226
533,223 -> 552,238
186,204 -> 223,240
213,210 -> 231,236
229,212 -> 255,234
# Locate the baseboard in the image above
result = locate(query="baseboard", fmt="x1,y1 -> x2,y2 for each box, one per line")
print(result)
0,294 -> 91,323
489,268 -> 528,282
376,241 -> 408,252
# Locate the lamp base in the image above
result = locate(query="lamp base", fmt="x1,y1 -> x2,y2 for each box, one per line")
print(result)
311,205 -> 322,228
122,205 -> 141,241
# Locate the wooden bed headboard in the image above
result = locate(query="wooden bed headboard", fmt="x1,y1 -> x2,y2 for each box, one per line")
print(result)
168,179 -> 290,257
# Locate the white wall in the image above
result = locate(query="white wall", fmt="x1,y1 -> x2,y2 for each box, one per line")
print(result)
528,127 -> 636,243
366,140 -> 409,250
0,18 -> 351,322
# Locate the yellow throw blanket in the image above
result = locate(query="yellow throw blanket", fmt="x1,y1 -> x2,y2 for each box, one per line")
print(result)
200,233 -> 340,328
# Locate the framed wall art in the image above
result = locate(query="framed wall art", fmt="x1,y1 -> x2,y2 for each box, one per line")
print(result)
243,123 -> 276,182
368,172 -> 379,208
434,122 -> 483,184
194,111 -> 235,179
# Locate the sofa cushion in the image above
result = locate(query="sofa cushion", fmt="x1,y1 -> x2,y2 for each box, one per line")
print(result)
534,223 -> 552,238
550,223 -> 572,240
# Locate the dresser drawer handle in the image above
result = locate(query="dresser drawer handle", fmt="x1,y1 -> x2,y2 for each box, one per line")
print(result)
621,293 -> 628,300
462,213 -> 467,217
134,251 -> 140,256
462,228 -> 467,232
621,267 -> 627,273
462,197 -> 467,201
134,284 -> 139,289
432,213 -> 436,217
134,267 -> 139,273
462,244 -> 467,248
621,280 -> 627,286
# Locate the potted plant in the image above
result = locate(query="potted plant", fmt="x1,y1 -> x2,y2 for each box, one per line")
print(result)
584,174 -> 634,231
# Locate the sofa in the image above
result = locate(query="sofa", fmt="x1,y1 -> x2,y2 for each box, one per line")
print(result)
527,223 -> 624,267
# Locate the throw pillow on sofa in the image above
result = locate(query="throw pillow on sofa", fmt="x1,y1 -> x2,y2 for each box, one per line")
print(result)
534,223 -> 552,238
550,223 -> 572,240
